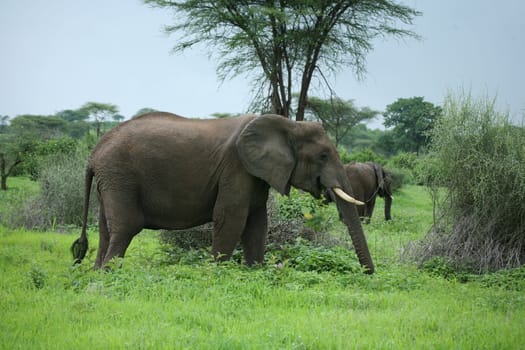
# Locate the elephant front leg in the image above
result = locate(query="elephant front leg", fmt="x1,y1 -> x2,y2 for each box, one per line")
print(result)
211,205 -> 249,262
241,205 -> 268,265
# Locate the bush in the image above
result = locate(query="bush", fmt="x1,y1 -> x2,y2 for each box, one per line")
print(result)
10,148 -> 98,229
407,92 -> 525,272
340,147 -> 385,164
24,138 -> 78,180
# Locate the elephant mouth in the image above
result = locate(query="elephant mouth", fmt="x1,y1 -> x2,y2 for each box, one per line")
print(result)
318,177 -> 364,206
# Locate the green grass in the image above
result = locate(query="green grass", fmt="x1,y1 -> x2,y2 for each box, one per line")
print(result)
1,179 -> 524,349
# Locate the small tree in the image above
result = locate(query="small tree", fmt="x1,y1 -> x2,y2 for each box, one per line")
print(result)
304,96 -> 378,147
80,102 -> 119,137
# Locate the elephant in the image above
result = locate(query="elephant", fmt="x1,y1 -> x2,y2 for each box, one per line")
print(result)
71,112 -> 375,273
344,162 -> 393,223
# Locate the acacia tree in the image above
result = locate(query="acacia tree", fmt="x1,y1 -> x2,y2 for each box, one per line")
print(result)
304,96 -> 378,147
79,102 -> 119,137
144,0 -> 420,120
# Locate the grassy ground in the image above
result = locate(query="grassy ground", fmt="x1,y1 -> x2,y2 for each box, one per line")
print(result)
1,178 -> 524,349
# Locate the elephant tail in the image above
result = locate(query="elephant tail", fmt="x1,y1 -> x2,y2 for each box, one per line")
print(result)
71,165 -> 94,265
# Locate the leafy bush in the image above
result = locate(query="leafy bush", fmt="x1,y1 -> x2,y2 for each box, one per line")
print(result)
387,152 -> 418,171
268,238 -> 361,273
408,92 -> 525,272
9,148 -> 98,229
340,147 -> 385,164
24,138 -> 78,180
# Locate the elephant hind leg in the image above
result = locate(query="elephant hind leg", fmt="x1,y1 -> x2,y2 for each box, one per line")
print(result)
94,201 -> 109,269
97,191 -> 144,268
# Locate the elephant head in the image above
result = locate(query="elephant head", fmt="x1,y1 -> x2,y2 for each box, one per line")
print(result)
236,115 -> 374,273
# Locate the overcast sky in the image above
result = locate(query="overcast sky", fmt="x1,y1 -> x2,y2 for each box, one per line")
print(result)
1,1 -> 524,128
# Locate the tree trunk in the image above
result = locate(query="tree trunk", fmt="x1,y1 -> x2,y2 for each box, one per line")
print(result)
0,153 -> 6,190
1,175 -> 6,191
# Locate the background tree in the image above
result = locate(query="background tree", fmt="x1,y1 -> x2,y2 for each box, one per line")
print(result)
79,102 -> 119,137
0,131 -> 28,190
0,115 -> 9,133
56,109 -> 90,138
0,114 -> 71,190
55,109 -> 89,123
144,0 -> 420,120
132,107 -> 157,118
304,96 -> 378,147
211,112 -> 240,119
112,114 -> 125,123
9,115 -> 68,140
383,97 -> 442,154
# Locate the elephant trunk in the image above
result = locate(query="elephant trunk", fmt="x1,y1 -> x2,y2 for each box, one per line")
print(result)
330,188 -> 375,274
384,195 -> 392,221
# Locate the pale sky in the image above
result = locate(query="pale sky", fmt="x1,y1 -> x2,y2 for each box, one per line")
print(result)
1,0 -> 524,128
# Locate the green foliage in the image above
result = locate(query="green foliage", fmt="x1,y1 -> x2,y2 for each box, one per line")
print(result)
269,238 -> 361,273
340,147 -> 385,164
411,92 -> 525,272
339,123 -> 385,154
273,189 -> 341,244
304,96 -> 379,146
9,114 -> 69,139
132,107 -> 157,118
383,97 -> 442,154
8,149 -> 98,229
1,202 -> 525,349
28,265 -> 47,289
24,138 -> 78,180
145,0 -> 420,120
387,152 -> 418,170
79,101 -> 119,137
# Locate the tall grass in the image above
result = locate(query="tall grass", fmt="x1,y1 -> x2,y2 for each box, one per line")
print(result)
412,92 -> 525,272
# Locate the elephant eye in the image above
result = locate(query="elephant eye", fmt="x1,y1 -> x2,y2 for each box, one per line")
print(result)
319,152 -> 329,162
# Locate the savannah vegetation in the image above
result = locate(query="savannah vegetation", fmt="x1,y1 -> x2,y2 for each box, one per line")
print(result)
1,92 -> 525,348
1,1 -> 524,347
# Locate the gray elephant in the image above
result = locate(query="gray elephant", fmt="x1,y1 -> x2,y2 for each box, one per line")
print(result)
344,162 -> 393,223
71,112 -> 374,273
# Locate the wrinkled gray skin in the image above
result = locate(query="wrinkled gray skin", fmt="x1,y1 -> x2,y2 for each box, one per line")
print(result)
345,162 -> 393,223
72,113 -> 374,273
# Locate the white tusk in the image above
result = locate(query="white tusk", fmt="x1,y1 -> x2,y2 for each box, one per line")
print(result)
333,187 -> 365,206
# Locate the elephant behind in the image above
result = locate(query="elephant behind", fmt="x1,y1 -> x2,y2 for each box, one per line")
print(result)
344,162 -> 393,223
71,112 -> 375,273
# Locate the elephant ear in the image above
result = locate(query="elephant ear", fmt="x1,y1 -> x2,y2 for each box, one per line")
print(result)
373,163 -> 386,196
236,114 -> 296,196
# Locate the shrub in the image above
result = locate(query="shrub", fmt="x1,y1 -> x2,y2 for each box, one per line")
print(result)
340,147 -> 385,164
10,148 -> 98,229
407,92 -> 525,272
387,152 -> 418,171
24,138 -> 78,180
